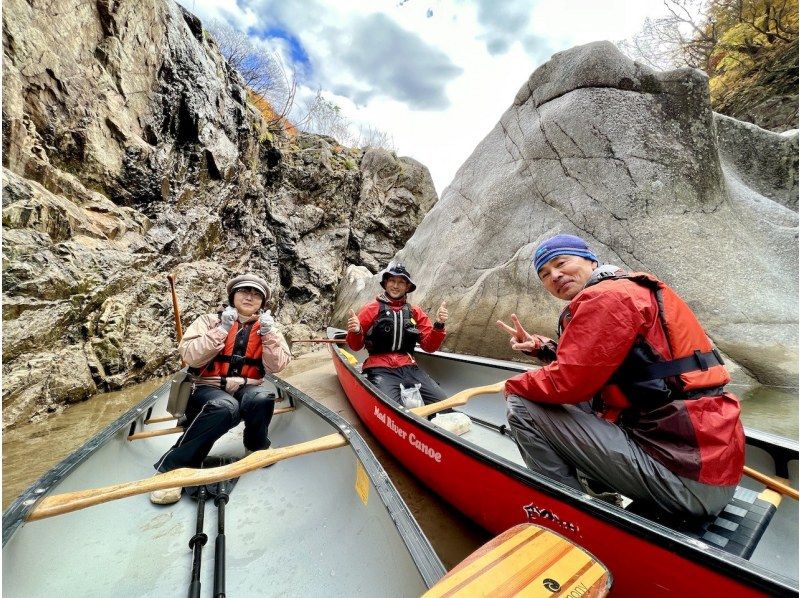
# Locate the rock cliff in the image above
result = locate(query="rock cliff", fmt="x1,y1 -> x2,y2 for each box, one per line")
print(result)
333,42 -> 799,386
2,0 -> 437,427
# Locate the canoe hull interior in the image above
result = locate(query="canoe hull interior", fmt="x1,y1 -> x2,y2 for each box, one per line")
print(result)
330,336 -> 799,597
3,378 -> 444,597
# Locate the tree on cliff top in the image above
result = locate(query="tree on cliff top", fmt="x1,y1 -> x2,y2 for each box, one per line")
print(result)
206,20 -> 396,150
619,0 -> 798,131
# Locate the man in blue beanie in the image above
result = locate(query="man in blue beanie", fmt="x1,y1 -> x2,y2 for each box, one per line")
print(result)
496,234 -> 744,517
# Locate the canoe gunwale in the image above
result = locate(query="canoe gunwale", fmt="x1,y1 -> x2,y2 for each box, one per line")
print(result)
268,376 -> 446,586
327,329 -> 799,596
2,370 -> 447,589
2,380 -> 169,545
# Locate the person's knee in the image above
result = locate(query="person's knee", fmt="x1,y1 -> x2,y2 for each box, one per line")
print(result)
203,396 -> 240,426
239,386 -> 275,405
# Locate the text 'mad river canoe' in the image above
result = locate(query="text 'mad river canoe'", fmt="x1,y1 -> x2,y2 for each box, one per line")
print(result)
329,328 -> 799,597
2,375 -> 446,597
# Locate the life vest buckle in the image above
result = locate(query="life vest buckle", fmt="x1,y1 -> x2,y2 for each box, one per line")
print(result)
229,354 -> 245,371
693,350 -> 709,372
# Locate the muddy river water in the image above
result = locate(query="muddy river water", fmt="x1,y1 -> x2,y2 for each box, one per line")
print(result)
3,349 -> 797,568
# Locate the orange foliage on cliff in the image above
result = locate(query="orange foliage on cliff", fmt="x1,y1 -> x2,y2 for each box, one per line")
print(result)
249,91 -> 297,136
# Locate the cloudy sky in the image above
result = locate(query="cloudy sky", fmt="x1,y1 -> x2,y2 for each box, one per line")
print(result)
181,0 -> 670,194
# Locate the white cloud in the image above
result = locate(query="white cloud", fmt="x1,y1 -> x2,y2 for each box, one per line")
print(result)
185,0 -> 672,194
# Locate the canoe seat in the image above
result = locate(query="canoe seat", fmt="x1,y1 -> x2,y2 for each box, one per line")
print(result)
662,486 -> 781,560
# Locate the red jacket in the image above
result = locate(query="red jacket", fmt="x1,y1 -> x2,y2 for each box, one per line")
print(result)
505,276 -> 744,486
347,295 -> 446,370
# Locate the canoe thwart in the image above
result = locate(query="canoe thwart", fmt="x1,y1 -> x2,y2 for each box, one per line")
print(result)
423,522 -> 611,597
674,486 -> 783,560
130,407 -> 296,441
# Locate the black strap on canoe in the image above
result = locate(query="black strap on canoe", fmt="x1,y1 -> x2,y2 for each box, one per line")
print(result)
213,478 -> 232,598
629,349 -> 724,382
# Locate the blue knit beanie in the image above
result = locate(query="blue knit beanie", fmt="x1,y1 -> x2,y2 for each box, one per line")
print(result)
533,234 -> 599,272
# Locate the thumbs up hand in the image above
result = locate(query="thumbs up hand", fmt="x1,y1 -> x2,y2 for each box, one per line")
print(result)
259,310 -> 275,335
436,300 -> 448,324
347,309 -> 361,334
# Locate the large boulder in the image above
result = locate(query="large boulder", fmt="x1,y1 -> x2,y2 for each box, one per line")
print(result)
333,41 -> 798,386
2,0 -> 437,427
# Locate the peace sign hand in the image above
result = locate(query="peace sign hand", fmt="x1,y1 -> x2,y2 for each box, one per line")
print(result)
495,314 -> 549,355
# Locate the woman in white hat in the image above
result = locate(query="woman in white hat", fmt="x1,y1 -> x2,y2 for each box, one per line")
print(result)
151,274 -> 291,504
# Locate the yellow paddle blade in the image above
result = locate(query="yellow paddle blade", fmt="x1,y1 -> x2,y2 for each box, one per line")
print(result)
423,523 -> 611,597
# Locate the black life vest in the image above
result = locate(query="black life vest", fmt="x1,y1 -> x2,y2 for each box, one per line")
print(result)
365,300 -> 420,355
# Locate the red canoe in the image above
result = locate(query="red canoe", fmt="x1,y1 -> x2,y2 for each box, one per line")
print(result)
328,329 -> 798,597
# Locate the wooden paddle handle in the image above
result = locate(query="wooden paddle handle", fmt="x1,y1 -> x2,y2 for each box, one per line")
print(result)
743,466 -> 798,500
411,382 -> 505,418
167,273 -> 183,342
27,433 -> 348,521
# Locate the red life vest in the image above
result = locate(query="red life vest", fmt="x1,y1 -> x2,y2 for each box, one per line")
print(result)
579,273 -> 742,485
199,320 -> 265,381
560,272 -> 729,419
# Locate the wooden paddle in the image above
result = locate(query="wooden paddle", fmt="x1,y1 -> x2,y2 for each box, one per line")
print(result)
424,522 -> 611,597
167,272 -> 184,343
292,338 -> 347,344
26,433 -> 348,521
410,382 -> 799,500
410,382 -> 506,418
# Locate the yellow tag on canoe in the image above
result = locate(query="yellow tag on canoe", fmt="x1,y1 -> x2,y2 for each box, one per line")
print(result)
340,349 -> 359,366
355,461 -> 369,505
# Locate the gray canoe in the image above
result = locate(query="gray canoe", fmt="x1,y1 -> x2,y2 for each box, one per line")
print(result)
2,376 -> 445,597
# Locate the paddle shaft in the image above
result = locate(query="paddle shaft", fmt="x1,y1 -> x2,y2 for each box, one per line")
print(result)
292,339 -> 347,344
410,382 -> 506,418
188,486 -> 208,598
167,273 -> 184,343
26,433 -> 348,521
743,466 -> 798,500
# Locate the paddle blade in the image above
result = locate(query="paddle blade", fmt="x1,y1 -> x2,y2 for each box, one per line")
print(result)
424,523 -> 612,597
27,433 -> 348,521
411,382 -> 505,418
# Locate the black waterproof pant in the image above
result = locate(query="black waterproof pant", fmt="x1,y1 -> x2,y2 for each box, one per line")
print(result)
364,365 -> 448,407
154,384 -> 275,472
505,395 -> 735,517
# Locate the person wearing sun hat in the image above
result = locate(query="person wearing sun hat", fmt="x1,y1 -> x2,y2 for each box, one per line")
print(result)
496,234 -> 744,517
346,262 -> 450,408
150,273 -> 291,505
